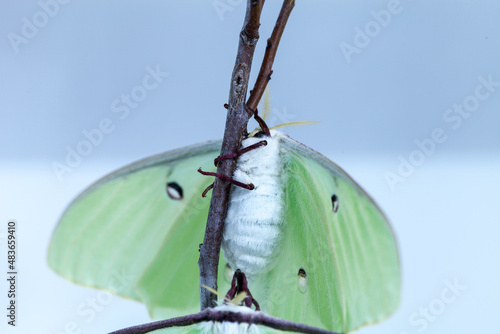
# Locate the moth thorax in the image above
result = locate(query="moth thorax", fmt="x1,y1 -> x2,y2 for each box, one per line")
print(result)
222,135 -> 284,278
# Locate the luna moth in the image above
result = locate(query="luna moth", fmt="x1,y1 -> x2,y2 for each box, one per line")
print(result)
48,127 -> 400,333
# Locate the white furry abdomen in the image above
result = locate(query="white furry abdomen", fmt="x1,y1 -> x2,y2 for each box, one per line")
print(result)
222,132 -> 283,278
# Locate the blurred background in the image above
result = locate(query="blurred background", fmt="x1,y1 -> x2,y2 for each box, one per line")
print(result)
1,0 -> 499,333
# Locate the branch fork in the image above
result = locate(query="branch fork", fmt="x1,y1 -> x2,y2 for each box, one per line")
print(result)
199,0 -> 295,310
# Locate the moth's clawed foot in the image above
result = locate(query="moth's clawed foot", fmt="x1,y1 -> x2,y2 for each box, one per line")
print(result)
225,269 -> 260,311
213,140 -> 267,166
201,183 -> 214,198
198,168 -> 254,192
250,107 -> 271,137
199,106 -> 271,197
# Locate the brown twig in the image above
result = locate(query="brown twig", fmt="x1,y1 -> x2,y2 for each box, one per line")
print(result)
198,0 -> 265,310
198,0 -> 296,310
109,2 -> 301,333
108,308 -> 340,334
247,0 -> 295,111
199,0 -> 296,311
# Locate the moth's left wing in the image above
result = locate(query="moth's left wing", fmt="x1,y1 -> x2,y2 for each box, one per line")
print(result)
48,140 -> 224,317
255,133 -> 400,333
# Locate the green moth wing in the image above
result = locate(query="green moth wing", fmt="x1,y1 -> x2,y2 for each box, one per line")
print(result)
250,134 -> 400,333
47,140 -> 225,317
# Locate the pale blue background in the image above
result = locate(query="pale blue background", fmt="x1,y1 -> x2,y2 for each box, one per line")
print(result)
1,1 -> 499,333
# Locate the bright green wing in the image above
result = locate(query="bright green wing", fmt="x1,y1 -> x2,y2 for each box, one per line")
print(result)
253,135 -> 400,333
48,140 -> 224,317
